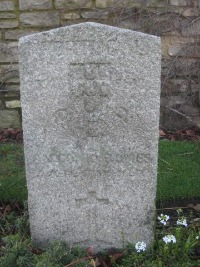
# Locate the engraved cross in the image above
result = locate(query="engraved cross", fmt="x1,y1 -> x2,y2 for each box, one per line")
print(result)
75,191 -> 109,208
75,191 -> 110,242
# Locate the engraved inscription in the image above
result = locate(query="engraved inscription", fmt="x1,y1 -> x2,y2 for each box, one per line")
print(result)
55,62 -> 130,137
75,191 -> 109,208
75,191 -> 110,244
69,63 -> 111,138
47,147 -> 153,176
115,106 -> 129,123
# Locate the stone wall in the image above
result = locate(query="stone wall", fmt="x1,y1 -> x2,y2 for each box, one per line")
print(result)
0,0 -> 200,129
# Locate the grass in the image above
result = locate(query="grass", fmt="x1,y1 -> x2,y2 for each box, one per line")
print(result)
157,141 -> 200,203
0,143 -> 27,202
0,141 -> 200,203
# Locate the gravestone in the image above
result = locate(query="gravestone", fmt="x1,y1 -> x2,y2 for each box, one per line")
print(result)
19,22 -> 161,251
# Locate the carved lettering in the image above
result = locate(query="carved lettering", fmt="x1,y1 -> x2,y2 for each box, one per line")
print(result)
48,147 -> 153,175
67,63 -> 112,138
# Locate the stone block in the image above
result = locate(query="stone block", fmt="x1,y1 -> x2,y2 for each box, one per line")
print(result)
0,64 -> 19,80
168,43 -> 200,58
0,110 -> 21,129
162,57 -> 199,76
61,12 -> 80,20
0,70 -> 19,83
146,0 -> 168,7
169,0 -> 189,6
0,21 -> 18,28
4,84 -> 20,93
161,36 -> 171,57
0,13 -> 16,19
81,11 -> 109,19
170,36 -> 195,45
6,100 -> 21,108
182,19 -> 200,36
55,0 -> 93,8
146,12 -> 187,36
20,12 -> 60,27
19,23 -> 161,251
5,30 -> 39,40
168,45 -> 182,56
160,104 -> 192,130
0,42 -> 18,62
162,79 -> 188,96
0,1 -> 14,11
19,0 -> 52,10
181,7 -> 199,16
95,0 -> 114,8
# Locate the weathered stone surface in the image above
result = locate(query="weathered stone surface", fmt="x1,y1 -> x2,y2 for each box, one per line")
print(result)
20,12 -> 60,27
181,19 -> 200,36
95,0 -> 114,8
0,13 -> 16,19
0,1 -> 14,11
19,0 -> 52,10
146,0 -> 168,7
0,66 -> 19,84
170,36 -> 195,45
95,0 -> 139,8
19,23 -> 161,251
6,100 -> 21,108
161,80 -> 187,105
0,42 -> 18,62
61,12 -> 80,20
55,0 -> 93,8
4,84 -> 20,92
81,11 -> 109,19
169,0 -> 188,6
147,12 -> 187,36
168,45 -> 182,56
163,57 -> 200,80
181,7 -> 199,16
0,21 -> 18,28
168,43 -> 200,58
5,30 -> 39,40
0,110 -> 21,129
160,105 -> 192,129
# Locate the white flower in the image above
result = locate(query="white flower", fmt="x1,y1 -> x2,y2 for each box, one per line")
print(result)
158,214 -> 170,225
135,241 -> 146,252
196,236 -> 199,240
177,218 -> 187,227
163,235 -> 176,244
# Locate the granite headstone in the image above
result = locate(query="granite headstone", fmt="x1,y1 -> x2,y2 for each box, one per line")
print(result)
19,22 -> 161,251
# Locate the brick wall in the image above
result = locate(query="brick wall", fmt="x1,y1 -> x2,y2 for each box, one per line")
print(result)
0,0 -> 200,129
